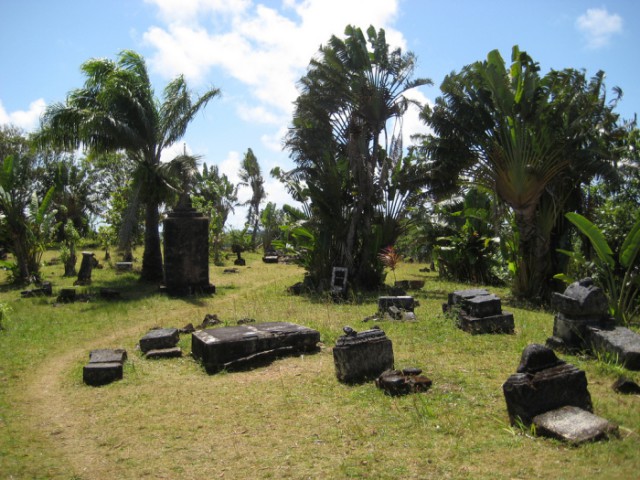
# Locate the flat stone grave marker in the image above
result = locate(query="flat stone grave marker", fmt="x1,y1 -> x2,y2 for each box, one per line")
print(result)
139,328 -> 180,353
532,406 -> 618,444
83,348 -> 127,386
588,326 -> 640,370
192,322 -> 320,373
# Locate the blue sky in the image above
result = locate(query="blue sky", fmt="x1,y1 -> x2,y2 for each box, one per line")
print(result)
1,0 -> 638,228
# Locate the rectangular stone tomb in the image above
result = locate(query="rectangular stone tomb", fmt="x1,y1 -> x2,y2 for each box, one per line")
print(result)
139,328 -> 180,353
461,294 -> 502,318
83,348 -> 127,386
333,328 -> 394,383
588,326 -> 640,370
532,406 -> 618,444
378,296 -> 415,312
457,311 -> 515,335
191,322 -> 320,373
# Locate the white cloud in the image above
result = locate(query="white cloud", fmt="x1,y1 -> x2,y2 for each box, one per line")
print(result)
143,0 -> 404,127
576,8 -> 623,49
400,87 -> 433,148
0,98 -> 46,131
236,104 -> 284,125
260,126 -> 288,152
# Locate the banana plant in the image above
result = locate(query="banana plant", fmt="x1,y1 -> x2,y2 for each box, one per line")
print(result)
556,212 -> 640,325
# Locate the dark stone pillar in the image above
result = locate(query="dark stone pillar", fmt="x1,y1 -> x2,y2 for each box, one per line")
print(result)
75,252 -> 95,285
162,197 -> 215,295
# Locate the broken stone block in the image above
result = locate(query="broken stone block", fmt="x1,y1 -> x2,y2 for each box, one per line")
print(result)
588,326 -> 640,370
83,362 -> 123,386
139,328 -> 180,353
333,326 -> 394,383
145,347 -> 183,359
461,294 -> 502,318
532,406 -> 618,444
457,311 -> 514,334
448,289 -> 490,306
375,368 -> 432,396
377,296 -> 415,313
502,344 -> 593,425
612,376 -> 640,394
192,322 -> 320,373
89,349 -> 127,364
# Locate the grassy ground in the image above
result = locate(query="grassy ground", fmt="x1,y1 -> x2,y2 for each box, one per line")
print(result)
0,250 -> 638,479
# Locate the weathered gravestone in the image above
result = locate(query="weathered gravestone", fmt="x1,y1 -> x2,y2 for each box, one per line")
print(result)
83,348 -> 127,386
548,278 -> 640,370
377,296 -> 417,321
444,289 -> 514,334
502,344 -> 618,443
75,252 -> 96,285
139,328 -> 181,358
331,267 -> 348,296
333,326 -> 394,383
192,322 -> 320,373
162,195 -> 215,296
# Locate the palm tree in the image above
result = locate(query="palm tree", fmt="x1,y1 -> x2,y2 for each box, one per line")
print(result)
419,46 -> 625,300
238,148 -> 265,250
38,50 -> 220,282
284,25 -> 432,290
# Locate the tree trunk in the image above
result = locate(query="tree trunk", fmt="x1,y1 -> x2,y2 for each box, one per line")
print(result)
140,201 -> 164,282
513,206 -> 551,302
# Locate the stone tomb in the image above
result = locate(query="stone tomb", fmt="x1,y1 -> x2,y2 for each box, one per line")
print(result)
192,322 -> 320,373
444,289 -> 514,334
503,344 -> 617,443
83,348 -> 127,386
548,278 -> 640,370
333,326 -> 394,383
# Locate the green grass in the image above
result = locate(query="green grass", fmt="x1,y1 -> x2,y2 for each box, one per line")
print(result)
0,251 -> 639,479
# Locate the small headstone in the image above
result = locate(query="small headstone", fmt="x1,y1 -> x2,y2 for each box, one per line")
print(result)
115,262 -> 133,272
375,368 -> 432,396
532,406 -> 618,444
57,288 -> 77,303
75,252 -> 95,285
333,326 -> 394,383
139,328 -> 180,353
144,347 -> 183,359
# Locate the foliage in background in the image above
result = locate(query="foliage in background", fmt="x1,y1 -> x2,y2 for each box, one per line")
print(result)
60,219 -> 80,276
238,148 -> 266,250
419,45 -> 627,302
556,212 -> 640,325
378,245 -> 401,283
282,25 -> 432,291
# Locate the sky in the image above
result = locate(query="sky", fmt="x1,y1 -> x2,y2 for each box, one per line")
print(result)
1,0 -> 638,228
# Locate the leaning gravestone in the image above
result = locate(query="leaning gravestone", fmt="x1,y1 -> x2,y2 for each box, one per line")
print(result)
333,326 -> 394,383
444,289 -> 514,334
83,348 -> 127,386
548,278 -> 640,370
502,344 -> 617,443
192,322 -> 320,373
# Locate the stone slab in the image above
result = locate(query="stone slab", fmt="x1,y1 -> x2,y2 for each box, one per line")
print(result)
192,322 -> 320,373
462,294 -> 502,318
532,406 -> 618,444
448,289 -> 490,306
457,311 -> 514,334
83,362 -> 123,386
377,296 -> 415,312
139,328 -> 180,353
145,347 -> 183,359
89,349 -> 127,364
588,326 -> 640,370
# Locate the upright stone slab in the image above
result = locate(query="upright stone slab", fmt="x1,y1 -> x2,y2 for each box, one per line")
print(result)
139,328 -> 180,353
192,322 -> 320,373
502,344 -> 593,425
75,252 -> 95,285
163,195 -> 215,296
333,327 -> 394,383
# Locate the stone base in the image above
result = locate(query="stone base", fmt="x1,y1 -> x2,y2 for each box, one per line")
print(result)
532,406 -> 618,444
83,362 -> 123,386
588,326 -> 640,370
145,347 -> 183,359
457,311 -> 514,334
192,322 -> 320,373
139,328 -> 180,353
